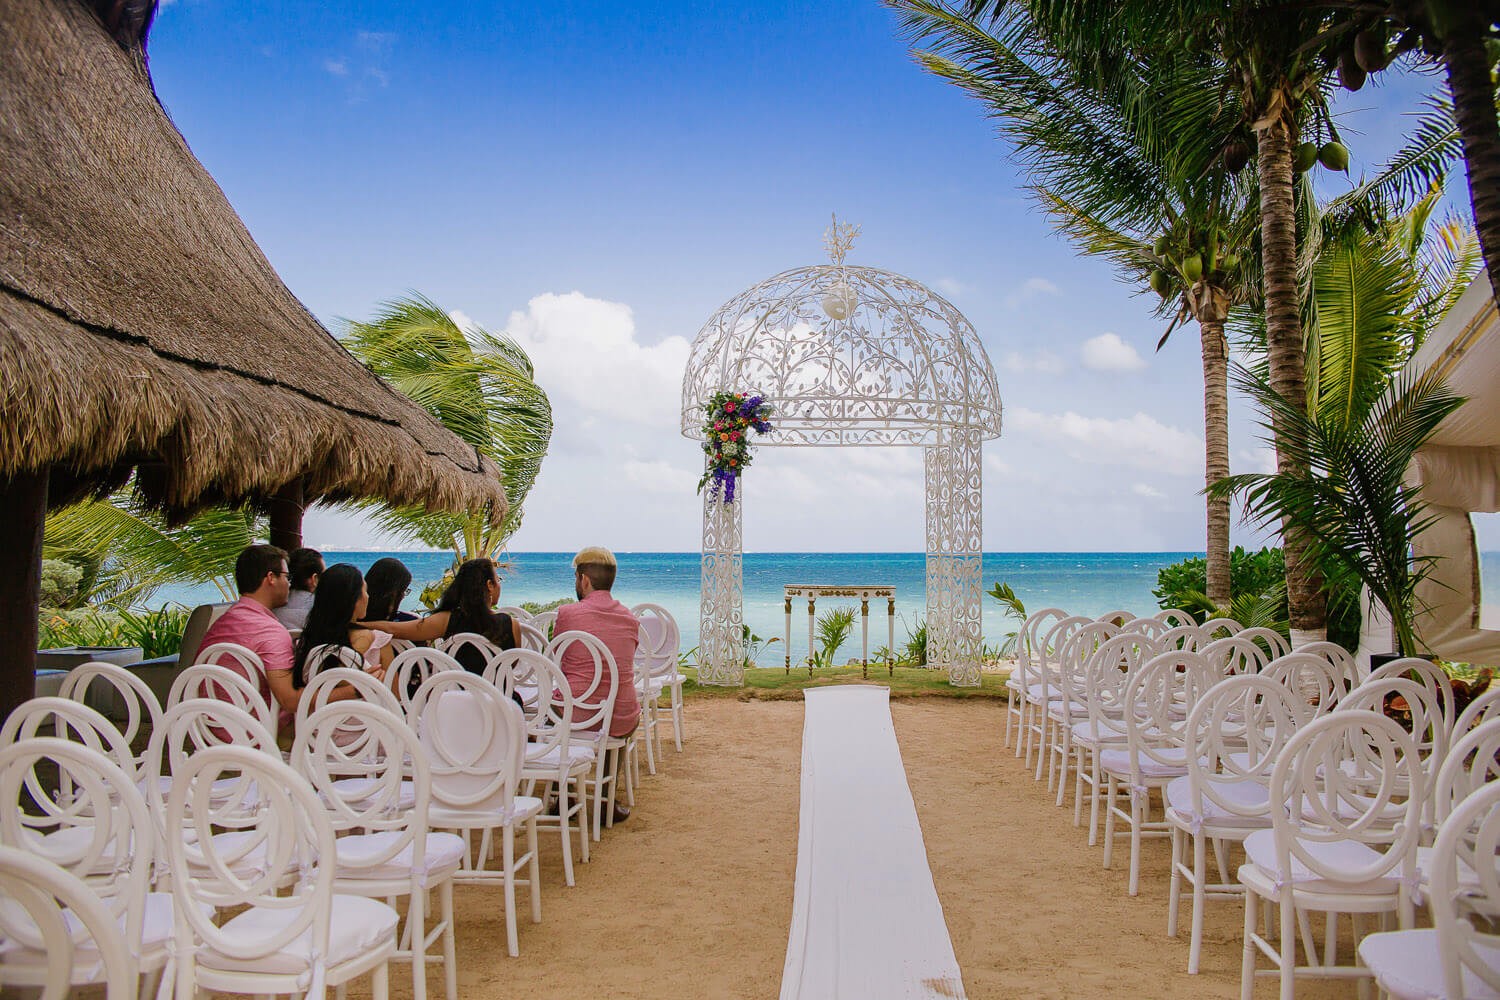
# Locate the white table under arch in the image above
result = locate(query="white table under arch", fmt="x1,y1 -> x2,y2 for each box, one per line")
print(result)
681,222 -> 1003,686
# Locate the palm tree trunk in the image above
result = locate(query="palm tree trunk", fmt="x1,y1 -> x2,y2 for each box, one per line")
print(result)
1256,104 -> 1328,642
1440,3 -> 1500,312
1200,318 -> 1231,608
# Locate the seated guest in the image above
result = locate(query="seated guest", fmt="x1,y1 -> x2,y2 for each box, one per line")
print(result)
361,557 -> 520,673
364,557 -> 419,623
197,544 -> 295,732
273,547 -> 324,631
294,563 -> 394,685
555,546 -> 639,821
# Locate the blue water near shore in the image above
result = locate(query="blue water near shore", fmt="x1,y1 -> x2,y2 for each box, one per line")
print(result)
157,549 -> 1500,666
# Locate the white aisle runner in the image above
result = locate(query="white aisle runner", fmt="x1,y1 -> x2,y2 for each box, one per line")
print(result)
780,686 -> 967,1000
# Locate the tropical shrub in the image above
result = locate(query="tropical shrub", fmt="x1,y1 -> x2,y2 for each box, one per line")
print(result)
1153,546 -> 1285,616
40,559 -> 85,610
810,607 -> 856,669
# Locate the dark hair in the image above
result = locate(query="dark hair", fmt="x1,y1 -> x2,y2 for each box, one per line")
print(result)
364,557 -> 413,623
434,558 -> 505,645
293,563 -> 365,687
576,561 -> 615,592
234,544 -> 288,595
287,547 -> 324,591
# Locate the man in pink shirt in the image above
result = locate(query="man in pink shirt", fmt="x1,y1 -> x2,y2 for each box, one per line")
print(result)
197,544 -> 295,734
554,546 -> 640,820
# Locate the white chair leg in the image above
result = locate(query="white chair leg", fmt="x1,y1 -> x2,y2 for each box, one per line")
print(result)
527,818 -> 541,923
372,955 -> 389,1000
1128,789 -> 1144,896
1189,831 -> 1207,974
1279,895 -> 1297,1000
503,824 -> 519,957
1240,888 -> 1258,1000
558,781 -> 576,886
440,880 -> 457,1000
410,886 -> 428,1000
1102,775 -> 1118,870
1168,827 -> 1183,939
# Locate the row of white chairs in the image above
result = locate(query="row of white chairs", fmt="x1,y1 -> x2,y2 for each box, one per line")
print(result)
1000,605 -> 1500,997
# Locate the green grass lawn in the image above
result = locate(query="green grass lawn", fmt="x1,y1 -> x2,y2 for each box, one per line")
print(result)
677,665 -> 1011,700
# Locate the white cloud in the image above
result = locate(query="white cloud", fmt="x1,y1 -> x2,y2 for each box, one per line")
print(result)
1001,349 -> 1066,376
324,59 -> 348,76
934,277 -> 966,297
1008,406 -> 1203,477
1131,483 -> 1166,499
1081,332 -> 1147,372
1235,446 -> 1278,475
1004,276 -> 1061,309
621,459 -> 699,495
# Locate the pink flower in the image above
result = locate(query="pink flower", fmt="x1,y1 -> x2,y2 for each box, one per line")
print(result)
725,402 -> 735,412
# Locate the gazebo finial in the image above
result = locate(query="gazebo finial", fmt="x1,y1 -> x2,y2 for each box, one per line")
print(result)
822,212 -> 861,266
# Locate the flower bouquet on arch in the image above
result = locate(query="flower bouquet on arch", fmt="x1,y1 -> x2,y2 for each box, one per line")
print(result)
697,390 -> 774,503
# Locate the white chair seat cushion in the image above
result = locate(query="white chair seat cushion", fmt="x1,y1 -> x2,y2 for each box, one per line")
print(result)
1071,719 -> 1125,748
332,830 -> 466,884
199,895 -> 399,978
1047,700 -> 1088,722
1414,845 -> 1482,894
525,744 -> 596,769
1164,775 -> 1271,830
1022,682 -> 1057,703
0,892 -> 210,967
1358,928 -> 1500,1000
1099,746 -> 1197,779
1242,829 -> 1404,895
429,795 -> 544,830
328,777 -> 416,812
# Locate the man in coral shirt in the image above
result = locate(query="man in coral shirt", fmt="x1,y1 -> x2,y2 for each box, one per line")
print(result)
554,546 -> 640,820
197,544 -> 295,735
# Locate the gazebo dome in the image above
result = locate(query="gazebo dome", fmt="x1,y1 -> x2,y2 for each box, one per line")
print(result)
681,264 -> 1003,447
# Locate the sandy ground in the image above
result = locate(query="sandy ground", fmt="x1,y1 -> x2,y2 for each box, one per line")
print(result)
330,697 -> 1358,999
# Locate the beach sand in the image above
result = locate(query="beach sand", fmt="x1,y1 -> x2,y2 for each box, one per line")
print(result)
330,698 -> 1354,999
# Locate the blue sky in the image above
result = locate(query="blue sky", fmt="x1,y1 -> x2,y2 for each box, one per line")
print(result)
146,0 -> 1493,553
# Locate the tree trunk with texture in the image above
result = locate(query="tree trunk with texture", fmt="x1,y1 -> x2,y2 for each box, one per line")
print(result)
1441,3 -> 1500,315
1256,107 -> 1327,638
267,478 -> 305,553
0,472 -> 47,725
1200,317 -> 1232,608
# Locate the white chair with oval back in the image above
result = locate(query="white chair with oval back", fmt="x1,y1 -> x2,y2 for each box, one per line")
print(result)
1200,635 -> 1275,679
191,641 -> 271,727
167,662 -> 277,742
410,671 -> 542,957
1072,632 -> 1160,843
1156,609 -> 1198,629
0,737 -> 177,997
1027,614 -> 1091,779
1004,606 -> 1066,754
1296,640 -> 1365,688
437,631 -> 501,674
1121,616 -> 1168,641
508,650 -> 594,886
1238,710 -> 1424,1000
0,697 -> 137,786
1046,619 -> 1118,803
1199,617 -> 1244,643
1262,652 -> 1349,715
144,698 -> 281,849
1455,685 -> 1500,734
1339,675 -> 1452,842
294,701 -> 463,1000
301,642 -> 366,682
1359,778 -> 1500,1000
516,621 -> 548,653
548,630 -> 625,841
293,668 -> 411,807
1164,675 -> 1311,974
496,605 -> 531,621
390,647 -> 464,716
1367,656 -> 1458,732
1234,627 -> 1290,662
0,844 -> 136,1000
165,745 -> 398,999
59,661 -> 163,776
632,602 -> 684,757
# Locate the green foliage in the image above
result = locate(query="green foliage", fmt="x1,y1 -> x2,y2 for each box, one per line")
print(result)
341,294 -> 553,558
37,604 -> 189,657
987,582 -> 1028,656
39,559 -> 85,610
810,607 -> 857,669
742,625 -> 781,669
1154,546 -> 1286,618
900,617 -> 928,668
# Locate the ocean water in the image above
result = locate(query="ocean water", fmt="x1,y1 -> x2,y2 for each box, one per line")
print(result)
156,549 -> 1500,666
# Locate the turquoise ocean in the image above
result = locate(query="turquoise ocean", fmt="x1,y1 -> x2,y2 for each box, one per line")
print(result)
158,550 -> 1500,667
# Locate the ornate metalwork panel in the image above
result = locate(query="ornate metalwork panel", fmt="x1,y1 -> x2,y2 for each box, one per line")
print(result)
925,427 -> 984,686
699,483 -> 745,685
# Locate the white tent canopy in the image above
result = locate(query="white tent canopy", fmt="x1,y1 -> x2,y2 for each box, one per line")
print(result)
1359,274 -> 1500,666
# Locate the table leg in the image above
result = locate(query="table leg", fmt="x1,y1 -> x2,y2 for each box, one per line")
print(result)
861,598 -> 869,679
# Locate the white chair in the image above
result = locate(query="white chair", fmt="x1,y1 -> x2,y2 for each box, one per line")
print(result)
294,701 -> 462,1000
1097,608 -> 1137,625
294,666 -> 404,734
1046,620 -> 1118,802
1200,617 -> 1244,642
144,698 -> 281,847
1026,614 -> 1090,778
1158,623 -> 1206,651
0,844 -> 136,999
1200,635 -> 1275,678
165,745 -> 398,999
1121,616 -> 1169,641
437,631 -> 501,673
1071,632 -> 1160,843
1455,685 -> 1500,734
1417,717 -> 1500,906
496,605 -> 532,621
1165,675 -> 1311,973
59,660 -> 164,776
1235,627 -> 1290,660
0,696 -> 137,785
390,647 -> 464,715
1293,640 -> 1364,687
1101,649 -> 1217,896
167,662 -> 277,741
516,621 -> 548,653
0,737 -> 178,998
1368,656 -> 1458,732
509,650 -> 595,886
1156,608 -> 1198,628
301,642 -> 365,681
548,630 -> 626,841
1359,778 -> 1500,999
1238,710 -> 1424,1000
191,641 -> 271,726
1340,675 -> 1452,842
1263,651 -> 1351,714
1004,606 -> 1066,754
632,602 -> 684,757
411,671 -> 542,957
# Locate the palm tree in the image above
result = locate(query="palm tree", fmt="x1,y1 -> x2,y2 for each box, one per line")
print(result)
340,294 -> 553,565
890,0 -> 1249,604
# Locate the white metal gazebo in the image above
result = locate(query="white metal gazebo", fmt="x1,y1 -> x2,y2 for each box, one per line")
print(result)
680,220 -> 1003,686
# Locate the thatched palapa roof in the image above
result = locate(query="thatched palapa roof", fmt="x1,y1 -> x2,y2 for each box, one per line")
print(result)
0,0 -> 509,523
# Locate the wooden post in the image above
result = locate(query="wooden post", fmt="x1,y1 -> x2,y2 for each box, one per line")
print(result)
0,471 -> 47,724
861,598 -> 870,679
267,478 -> 305,552
784,597 -> 792,675
807,598 -> 816,676
888,598 -> 896,677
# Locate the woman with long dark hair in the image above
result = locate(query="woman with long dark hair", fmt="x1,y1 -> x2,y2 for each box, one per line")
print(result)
364,557 -> 417,623
293,563 -> 394,687
360,557 -> 521,673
